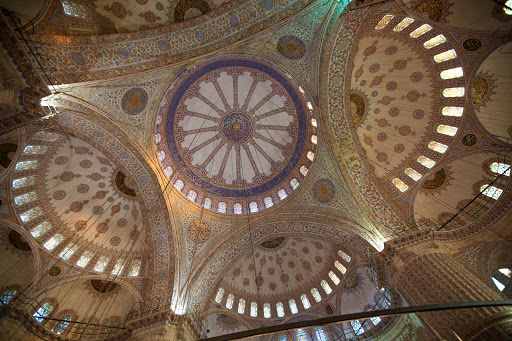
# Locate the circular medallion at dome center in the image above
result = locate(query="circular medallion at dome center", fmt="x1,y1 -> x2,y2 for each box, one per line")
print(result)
221,112 -> 252,142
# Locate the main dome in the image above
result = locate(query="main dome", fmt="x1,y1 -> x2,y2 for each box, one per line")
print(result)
155,55 -> 317,214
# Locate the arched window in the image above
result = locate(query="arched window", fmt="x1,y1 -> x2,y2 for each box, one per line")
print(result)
492,268 -> 511,291
289,299 -> 298,314
392,178 -> 408,192
59,244 -> 78,260
250,302 -> 258,317
311,118 -> 317,127
237,298 -> 245,314
338,250 -> 351,263
301,294 -> 311,309
480,185 -> 503,200
440,67 -> 463,80
276,302 -> 285,317
311,288 -> 322,302
226,294 -> 234,309
410,24 -> 432,38
300,166 -> 308,176
249,201 -> 259,213
437,125 -> 458,136
374,14 -> 394,30
296,328 -> 308,341
23,145 -> 48,154
379,288 -> 392,308
335,261 -> 346,274
15,160 -> 39,171
492,277 -> 505,291
434,49 -> 457,63
14,192 -> 38,206
263,303 -> 271,318
34,131 -> 60,141
428,141 -> 448,154
44,234 -> 64,251
351,320 -> 364,335
264,197 -> 273,208
94,256 -> 109,272
405,168 -> 422,181
0,289 -> 16,305
233,203 -> 242,214
187,190 -> 197,202
278,189 -> 288,200
30,222 -> 51,238
321,280 -> 332,294
218,202 -> 227,213
417,156 -> 436,169
307,102 -> 313,110
329,271 -> 340,285
130,259 -> 142,276
307,151 -> 315,161
76,251 -> 93,268
393,17 -> 414,32
112,259 -> 125,275
490,162 -> 511,176
423,34 -> 446,49
203,198 -> 212,209
311,135 -> 317,145
174,179 -> 184,191
499,268 -> 511,277
442,106 -> 463,117
290,178 -> 299,190
53,314 -> 71,335
13,176 -> 35,189
158,150 -> 165,161
155,133 -> 161,144
504,0 -> 512,14
20,207 -> 43,223
315,326 -> 327,341
34,302 -> 53,322
164,166 -> 174,177
370,313 -> 381,326
442,88 -> 465,98
215,288 -> 224,304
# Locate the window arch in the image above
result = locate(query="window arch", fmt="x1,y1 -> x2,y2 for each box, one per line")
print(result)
174,179 -> 184,191
77,251 -> 93,268
296,328 -> 309,341
218,202 -> 227,213
405,168 -> 422,181
94,256 -> 109,272
203,198 -> 212,209
30,222 -> 51,238
490,162 -> 510,176
130,259 -> 142,276
264,197 -> 273,208
276,302 -> 285,317
238,298 -> 245,314
392,178 -> 408,192
300,166 -> 308,176
112,259 -> 125,275
351,320 -> 364,335
329,271 -> 340,285
311,288 -> 322,302
249,201 -> 259,213
289,299 -> 298,314
53,314 -> 71,335
300,294 -> 311,309
226,294 -> 234,309
250,302 -> 258,317
60,244 -> 78,260
315,326 -> 327,341
290,178 -> 299,190
480,185 -> 503,200
320,280 -> 332,294
44,234 -> 64,251
187,190 -> 197,202
338,250 -> 351,263
14,192 -> 38,206
492,268 -> 511,292
233,203 -> 242,214
34,302 -> 53,322
0,289 -> 16,305
334,261 -> 346,274
278,189 -> 288,200
215,288 -> 224,303
263,303 -> 271,318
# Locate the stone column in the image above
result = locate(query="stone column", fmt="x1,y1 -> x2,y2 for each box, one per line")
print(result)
395,252 -> 511,340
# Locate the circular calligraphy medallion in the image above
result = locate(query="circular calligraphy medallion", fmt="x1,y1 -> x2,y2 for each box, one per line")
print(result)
221,112 -> 253,142
188,219 -> 211,243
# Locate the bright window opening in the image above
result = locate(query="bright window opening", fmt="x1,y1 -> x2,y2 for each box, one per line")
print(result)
203,198 -> 212,209
300,166 -> 308,176
60,244 -> 78,260
264,197 -> 274,208
13,176 -> 35,189
375,14 -> 394,30
311,288 -> 322,302
94,256 -> 109,272
490,162 -> 510,176
276,302 -> 285,317
315,327 -> 327,341
434,49 -> 457,63
338,250 -> 351,262
174,179 -> 184,191
226,294 -> 234,309
112,259 -> 125,275
238,298 -> 245,314
0,289 -> 16,305
290,178 -> 299,190
492,277 -> 505,291
33,302 -> 53,323
321,280 -> 332,294
53,315 -> 71,335
23,145 -> 48,154
307,151 -> 315,161
392,178 -> 408,192
30,221 -> 51,238
393,17 -> 414,32
442,87 -> 465,98
480,185 -> 503,200
311,135 -> 317,145
130,259 -> 142,276
263,303 -> 271,318
289,299 -> 298,314
15,192 -> 38,206
428,141 -> 448,154
311,118 -> 317,127
44,234 -> 63,251
187,190 -> 197,202
499,268 -> 511,277
351,320 -> 364,335
423,34 -> 446,49
442,107 -> 463,117
15,161 -> 39,171
301,294 -> 311,308
410,24 -> 432,38
215,288 -> 224,303
62,0 -> 87,18
437,125 -> 458,136
278,189 -> 288,200
218,202 -> 227,213
329,271 -> 340,285
249,201 -> 259,213
405,168 -> 422,181
76,251 -> 93,268
233,203 -> 242,214
440,67 -> 463,80
417,156 -> 436,169
335,260 -> 347,274
20,206 -> 43,223
250,302 -> 258,317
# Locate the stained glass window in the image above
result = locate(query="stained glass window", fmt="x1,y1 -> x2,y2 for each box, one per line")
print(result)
442,87 -> 465,98
405,168 -> 422,181
23,145 -> 48,154
442,106 -> 463,117
335,261 -> 347,274
410,24 -> 432,38
0,289 -> 16,304
423,34 -> 446,49
289,299 -> 298,314
174,179 -> 184,191
311,118 -> 317,127
278,189 -> 288,200
94,255 -> 109,272
249,201 -> 258,213
238,298 -> 245,314
434,49 -> 457,63
311,135 -> 317,145
77,251 -> 93,268
112,259 -> 125,275
300,166 -> 308,176
233,203 -> 242,214
130,259 -> 141,276
20,207 -> 43,223
250,302 -> 258,317
370,314 -> 381,326
311,288 -> 322,302
203,198 -> 211,209
374,14 -> 394,30
437,125 -> 458,136
263,303 -> 271,318
187,190 -> 197,202
159,151 -> 165,162
329,271 -> 340,285
351,320 -> 364,335
499,268 -> 511,277
503,0 -> 512,15
315,327 -> 327,341
155,133 -> 161,144
218,202 -> 226,213
276,302 -> 285,317
338,250 -> 351,262
33,302 -> 53,322
492,277 -> 505,291
215,288 -> 224,303
321,280 -> 332,294
490,162 -> 511,176
13,176 -> 35,189
301,294 -> 311,308
440,67 -> 463,80
428,141 -> 448,154
62,1 -> 87,18
226,294 -> 234,309
290,178 -> 299,190
165,166 -> 174,177
480,185 -> 503,200
264,197 -> 273,208
60,244 -> 78,260
15,192 -> 38,206
30,221 -> 51,238
296,329 -> 308,341
53,315 -> 71,335
35,131 -> 60,141
307,102 -> 313,110
307,151 -> 315,161
393,17 -> 414,32
417,156 -> 436,169
392,178 -> 408,192
15,161 -> 39,171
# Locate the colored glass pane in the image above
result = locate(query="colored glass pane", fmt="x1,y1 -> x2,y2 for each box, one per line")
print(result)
44,234 -> 63,251
370,316 -> 381,325
226,294 -> 234,309
20,206 -> 43,222
218,202 -> 226,213
315,327 -> 327,341
30,221 -> 51,238
165,166 -> 173,177
392,178 -> 408,192
13,176 -> 35,189
53,315 -> 71,334
76,251 -> 93,268
423,34 -> 446,49
321,280 -> 332,294
490,162 -> 510,176
405,168 -> 422,181
249,201 -> 258,213
311,118 -> 317,127
15,161 -> 39,171
130,259 -> 141,276
187,190 -> 197,201
499,268 -> 511,277
264,197 -> 273,208
311,288 -> 322,302
335,260 -> 347,274
443,87 -> 465,98
290,178 -> 299,190
238,299 -> 245,314
0,289 -> 16,304
233,203 -> 242,214
504,0 -> 512,15
289,299 -> 298,314
174,179 -> 184,190
23,145 -> 48,154
492,277 -> 505,291
15,192 -> 37,206
158,150 -> 165,161
417,156 -> 436,169
112,259 -> 125,275
60,244 -> 78,260
338,250 -> 351,262
300,166 -> 308,176
434,49 -> 457,63
296,329 -> 308,341
375,14 -> 394,30
276,302 -> 285,317
34,131 -> 60,141
307,151 -> 315,161
94,255 -> 109,272
393,17 -> 414,31
442,107 -> 463,117
62,0 -> 87,18
480,185 -> 503,200
203,198 -> 211,209
263,303 -> 271,318
410,24 -> 432,38
311,135 -> 317,145
437,125 -> 458,136
351,320 -> 364,335
250,302 -> 258,317
34,302 -> 53,322
329,271 -> 340,285
215,288 -> 224,303
428,141 -> 448,154
301,294 -> 311,308
278,189 -> 288,200
440,67 -> 463,79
